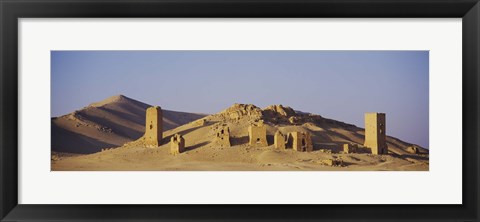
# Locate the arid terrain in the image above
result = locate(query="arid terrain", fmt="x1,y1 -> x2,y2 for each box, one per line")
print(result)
51,95 -> 206,154
51,95 -> 429,171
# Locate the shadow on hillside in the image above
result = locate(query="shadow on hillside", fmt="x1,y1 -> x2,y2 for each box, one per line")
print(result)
51,125 -> 119,154
162,123 -> 212,144
80,111 -> 143,139
187,141 -> 210,151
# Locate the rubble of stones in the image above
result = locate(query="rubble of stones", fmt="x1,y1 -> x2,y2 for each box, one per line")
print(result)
217,103 -> 356,129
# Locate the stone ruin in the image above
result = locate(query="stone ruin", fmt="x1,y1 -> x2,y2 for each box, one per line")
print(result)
139,104 -> 394,158
274,131 -> 286,150
287,131 -> 313,152
248,121 -> 268,147
144,106 -> 163,147
343,143 -> 358,154
364,113 -> 388,155
216,126 -> 231,147
170,134 -> 185,155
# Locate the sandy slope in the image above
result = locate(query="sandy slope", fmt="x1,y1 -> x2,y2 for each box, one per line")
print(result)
52,103 -> 429,171
51,95 -> 206,153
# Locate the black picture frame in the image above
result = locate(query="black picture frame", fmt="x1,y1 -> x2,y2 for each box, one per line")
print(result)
1,0 -> 479,221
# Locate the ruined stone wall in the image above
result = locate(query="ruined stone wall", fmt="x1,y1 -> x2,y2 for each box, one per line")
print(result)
290,132 -> 313,152
364,113 -> 388,154
290,132 -> 300,151
343,143 -> 358,154
304,132 -> 313,152
144,106 -> 163,147
274,131 -> 286,150
248,123 -> 268,147
170,134 -> 185,155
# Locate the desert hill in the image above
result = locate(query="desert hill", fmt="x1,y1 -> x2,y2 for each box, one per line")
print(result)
52,101 -> 429,171
51,95 -> 206,154
151,103 -> 427,155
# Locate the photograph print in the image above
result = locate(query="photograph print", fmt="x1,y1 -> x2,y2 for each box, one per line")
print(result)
51,50 -> 429,171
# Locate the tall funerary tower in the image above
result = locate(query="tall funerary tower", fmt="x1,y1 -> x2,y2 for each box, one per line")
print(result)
144,106 -> 163,147
364,113 -> 388,155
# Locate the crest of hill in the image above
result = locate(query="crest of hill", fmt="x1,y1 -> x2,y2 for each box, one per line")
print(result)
216,103 -> 355,128
51,95 -> 206,154
88,94 -> 143,108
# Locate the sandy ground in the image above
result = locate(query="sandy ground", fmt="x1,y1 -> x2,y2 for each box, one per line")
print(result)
52,144 -> 428,171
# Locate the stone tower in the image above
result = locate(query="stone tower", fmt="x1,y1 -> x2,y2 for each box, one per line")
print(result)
248,122 -> 268,147
216,126 -> 231,147
364,113 -> 388,155
144,106 -> 163,147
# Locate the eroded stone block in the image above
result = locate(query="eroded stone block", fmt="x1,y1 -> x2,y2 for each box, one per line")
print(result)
170,134 -> 185,155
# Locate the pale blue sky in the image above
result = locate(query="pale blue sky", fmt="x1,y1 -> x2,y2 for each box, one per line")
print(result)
51,51 -> 429,148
